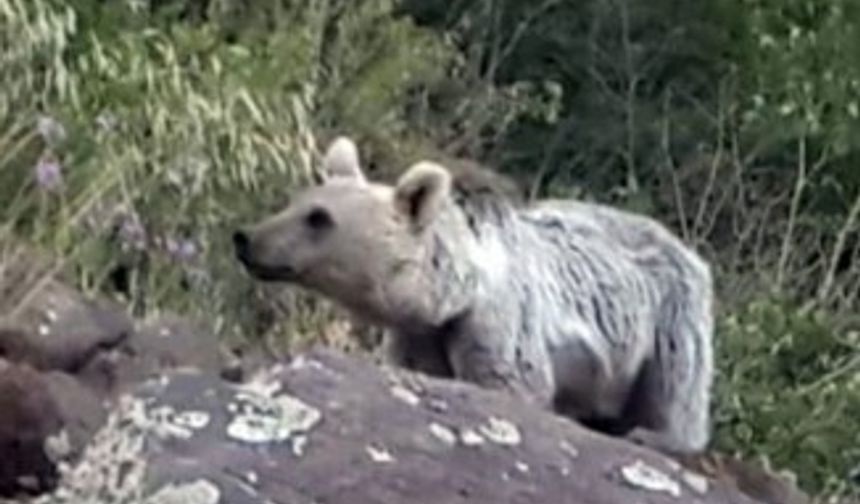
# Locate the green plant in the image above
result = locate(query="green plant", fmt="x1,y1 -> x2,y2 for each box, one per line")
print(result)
714,296 -> 860,498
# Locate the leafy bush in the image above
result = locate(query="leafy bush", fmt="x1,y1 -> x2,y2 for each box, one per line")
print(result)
714,296 -> 860,498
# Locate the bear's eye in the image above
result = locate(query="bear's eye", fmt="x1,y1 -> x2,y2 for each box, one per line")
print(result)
305,207 -> 334,231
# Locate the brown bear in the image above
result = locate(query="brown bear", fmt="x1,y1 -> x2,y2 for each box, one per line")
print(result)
233,136 -> 715,455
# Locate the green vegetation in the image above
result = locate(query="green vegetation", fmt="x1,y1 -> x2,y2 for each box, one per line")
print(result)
1,0 -> 858,499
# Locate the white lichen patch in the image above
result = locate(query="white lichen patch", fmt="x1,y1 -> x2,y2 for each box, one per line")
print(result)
559,440 -> 579,459
291,435 -> 308,456
478,417 -> 521,446
428,422 -> 458,446
44,429 -> 72,462
225,390 -> 322,445
426,397 -> 449,413
143,478 -> 221,504
680,469 -> 709,495
33,396 -> 150,504
620,459 -> 681,498
391,384 -> 421,406
459,428 -> 486,446
288,354 -> 327,373
366,444 -> 395,464
145,406 -> 211,440
174,410 -> 211,430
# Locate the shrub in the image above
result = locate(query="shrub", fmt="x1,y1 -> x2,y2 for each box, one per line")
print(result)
714,295 -> 860,498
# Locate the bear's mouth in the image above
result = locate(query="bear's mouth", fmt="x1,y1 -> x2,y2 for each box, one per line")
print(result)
241,261 -> 299,283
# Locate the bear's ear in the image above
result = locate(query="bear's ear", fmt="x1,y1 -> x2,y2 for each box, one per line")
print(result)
394,161 -> 452,230
321,136 -> 366,183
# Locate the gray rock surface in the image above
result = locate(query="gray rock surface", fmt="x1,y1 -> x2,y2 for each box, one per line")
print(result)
0,279 -> 133,373
31,348 -> 763,504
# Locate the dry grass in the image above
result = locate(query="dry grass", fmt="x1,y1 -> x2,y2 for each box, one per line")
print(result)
0,0 -> 331,348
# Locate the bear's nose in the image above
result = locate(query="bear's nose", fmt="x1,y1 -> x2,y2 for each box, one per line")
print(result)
232,230 -> 251,262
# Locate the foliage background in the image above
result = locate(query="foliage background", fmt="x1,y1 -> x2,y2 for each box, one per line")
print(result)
1,0 -> 858,499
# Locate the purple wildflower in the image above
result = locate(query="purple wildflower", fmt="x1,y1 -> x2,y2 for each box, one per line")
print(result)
34,154 -> 63,192
165,236 -> 199,261
36,115 -> 67,146
117,212 -> 147,251
164,236 -> 178,254
178,239 -> 199,260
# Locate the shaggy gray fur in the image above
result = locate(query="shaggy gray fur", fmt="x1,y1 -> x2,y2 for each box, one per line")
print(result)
402,174 -> 714,454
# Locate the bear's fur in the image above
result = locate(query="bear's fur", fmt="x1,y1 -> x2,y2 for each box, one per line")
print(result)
234,136 -> 715,455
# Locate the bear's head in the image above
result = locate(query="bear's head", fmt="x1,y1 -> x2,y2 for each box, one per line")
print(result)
233,137 -> 467,329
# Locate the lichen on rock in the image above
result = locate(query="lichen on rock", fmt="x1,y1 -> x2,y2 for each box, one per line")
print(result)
477,416 -> 521,446
620,459 -> 682,498
142,479 -> 221,504
33,396 -> 150,504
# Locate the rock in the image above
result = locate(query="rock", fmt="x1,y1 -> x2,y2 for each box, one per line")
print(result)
0,359 -> 64,497
0,279 -> 133,373
41,370 -> 109,461
0,312 -> 241,498
75,312 -> 229,396
0,358 -> 119,499
34,348 -> 766,504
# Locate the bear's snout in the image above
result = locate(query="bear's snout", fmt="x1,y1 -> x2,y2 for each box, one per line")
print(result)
232,229 -> 252,265
232,228 -> 298,282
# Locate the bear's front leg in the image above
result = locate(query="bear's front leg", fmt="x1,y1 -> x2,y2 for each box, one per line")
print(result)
444,316 -> 548,407
383,330 -> 455,379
